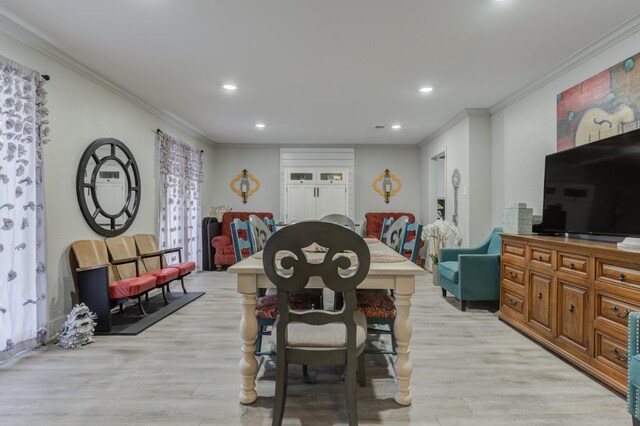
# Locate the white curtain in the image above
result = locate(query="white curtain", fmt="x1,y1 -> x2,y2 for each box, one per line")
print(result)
158,132 -> 203,268
0,55 -> 49,361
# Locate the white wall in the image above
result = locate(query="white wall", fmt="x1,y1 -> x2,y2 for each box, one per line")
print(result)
354,147 -> 421,223
420,118 -> 471,245
210,145 -> 280,216
491,28 -> 640,225
210,145 -> 422,224
0,32 -> 215,335
468,115 -> 493,244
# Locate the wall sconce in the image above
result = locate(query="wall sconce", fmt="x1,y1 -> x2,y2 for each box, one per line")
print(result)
230,169 -> 260,204
372,169 -> 402,204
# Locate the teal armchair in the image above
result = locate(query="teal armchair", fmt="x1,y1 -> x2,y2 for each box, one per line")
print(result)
628,312 -> 640,425
438,227 -> 502,311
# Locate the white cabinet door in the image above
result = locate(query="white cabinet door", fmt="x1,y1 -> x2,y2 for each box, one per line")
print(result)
316,185 -> 346,219
287,185 -> 317,222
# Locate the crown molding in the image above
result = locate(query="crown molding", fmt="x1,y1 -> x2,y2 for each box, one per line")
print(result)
489,12 -> 640,115
0,11 -> 216,146
215,143 -> 420,149
418,108 -> 490,147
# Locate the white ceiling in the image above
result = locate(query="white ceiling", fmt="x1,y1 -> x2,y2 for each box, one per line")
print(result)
1,1 -> 640,145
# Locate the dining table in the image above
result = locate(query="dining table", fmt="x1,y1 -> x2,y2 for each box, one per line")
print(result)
228,238 -> 426,406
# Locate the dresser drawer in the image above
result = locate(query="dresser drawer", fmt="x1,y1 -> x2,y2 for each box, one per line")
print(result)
501,288 -> 525,319
596,293 -> 640,328
503,241 -> 526,259
558,251 -> 589,279
503,263 -> 525,286
596,259 -> 640,287
530,246 -> 553,268
595,330 -> 628,372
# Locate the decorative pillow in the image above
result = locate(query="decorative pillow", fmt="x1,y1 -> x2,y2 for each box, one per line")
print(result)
210,205 -> 232,222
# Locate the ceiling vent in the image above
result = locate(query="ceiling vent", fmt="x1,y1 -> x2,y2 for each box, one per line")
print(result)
375,125 -> 385,129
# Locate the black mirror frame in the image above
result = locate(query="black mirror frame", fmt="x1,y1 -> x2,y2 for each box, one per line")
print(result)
76,138 -> 141,237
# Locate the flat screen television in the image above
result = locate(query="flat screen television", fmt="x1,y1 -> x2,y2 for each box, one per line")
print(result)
542,127 -> 640,237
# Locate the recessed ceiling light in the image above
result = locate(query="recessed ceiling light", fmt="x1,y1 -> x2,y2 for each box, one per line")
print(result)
419,87 -> 433,93
255,123 -> 266,128
223,84 -> 237,91
392,124 -> 402,130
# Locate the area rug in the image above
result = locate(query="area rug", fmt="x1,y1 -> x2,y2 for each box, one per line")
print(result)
96,291 -> 205,336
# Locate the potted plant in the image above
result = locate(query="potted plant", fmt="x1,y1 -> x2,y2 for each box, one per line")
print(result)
422,219 -> 462,285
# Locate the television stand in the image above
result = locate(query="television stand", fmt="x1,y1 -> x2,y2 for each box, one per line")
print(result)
565,233 -> 624,245
499,233 -> 640,395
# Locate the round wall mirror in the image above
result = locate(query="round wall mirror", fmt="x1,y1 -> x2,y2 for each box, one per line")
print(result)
76,138 -> 141,236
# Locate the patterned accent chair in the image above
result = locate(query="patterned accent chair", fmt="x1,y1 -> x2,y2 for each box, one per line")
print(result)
363,212 -> 416,239
438,227 -> 503,311
211,212 -> 274,270
628,312 -> 640,425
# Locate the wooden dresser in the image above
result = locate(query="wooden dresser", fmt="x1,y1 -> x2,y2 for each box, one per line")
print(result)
498,233 -> 640,394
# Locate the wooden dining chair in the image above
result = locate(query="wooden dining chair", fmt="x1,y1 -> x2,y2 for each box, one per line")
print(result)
231,218 -> 312,361
356,215 -> 408,356
384,215 -> 408,253
379,217 -> 394,243
320,214 -> 356,231
263,221 -> 370,426
401,220 -> 423,263
264,217 -> 277,233
249,214 -> 273,252
231,218 -> 255,262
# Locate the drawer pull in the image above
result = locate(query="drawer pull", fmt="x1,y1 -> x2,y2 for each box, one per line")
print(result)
569,304 -> 575,312
570,262 -> 575,269
610,305 -> 630,319
508,297 -> 517,306
509,271 -> 518,279
611,348 -> 628,362
537,292 -> 543,299
620,272 -> 626,282
538,255 -> 543,261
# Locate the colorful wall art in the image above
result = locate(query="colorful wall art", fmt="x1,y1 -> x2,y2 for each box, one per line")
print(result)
557,52 -> 640,152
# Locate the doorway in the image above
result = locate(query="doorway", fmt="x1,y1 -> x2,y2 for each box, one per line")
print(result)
431,152 -> 446,222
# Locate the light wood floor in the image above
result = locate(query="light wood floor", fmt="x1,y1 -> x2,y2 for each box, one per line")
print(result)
0,271 -> 630,425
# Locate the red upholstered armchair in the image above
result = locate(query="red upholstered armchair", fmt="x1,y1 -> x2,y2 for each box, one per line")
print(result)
364,212 -> 416,239
212,212 -> 274,270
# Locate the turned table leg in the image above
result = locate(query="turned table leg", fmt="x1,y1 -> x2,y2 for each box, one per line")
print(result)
239,291 -> 258,404
393,286 -> 414,405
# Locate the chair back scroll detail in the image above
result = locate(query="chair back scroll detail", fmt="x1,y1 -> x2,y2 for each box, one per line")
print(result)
385,216 -> 408,253
262,221 -> 370,296
249,214 -> 272,252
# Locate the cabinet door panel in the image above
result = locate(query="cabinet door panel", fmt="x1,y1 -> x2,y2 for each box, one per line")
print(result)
287,186 -> 316,222
316,186 -> 346,218
557,279 -> 589,353
528,271 -> 553,334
